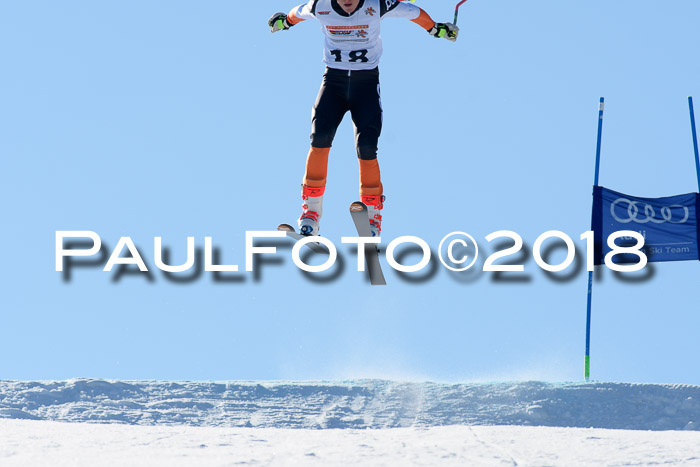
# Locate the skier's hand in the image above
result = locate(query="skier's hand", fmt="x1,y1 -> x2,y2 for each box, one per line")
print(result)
429,22 -> 459,42
268,12 -> 292,33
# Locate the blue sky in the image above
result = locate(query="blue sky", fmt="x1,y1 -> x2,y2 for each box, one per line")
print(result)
1,0 -> 699,384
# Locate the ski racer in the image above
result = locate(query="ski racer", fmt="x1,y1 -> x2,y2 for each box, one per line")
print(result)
269,0 -> 458,236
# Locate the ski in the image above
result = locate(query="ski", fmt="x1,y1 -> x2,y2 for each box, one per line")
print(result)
349,202 -> 386,286
277,224 -> 329,254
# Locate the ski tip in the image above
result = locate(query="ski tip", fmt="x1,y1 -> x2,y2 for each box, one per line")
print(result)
277,223 -> 295,232
349,201 -> 367,212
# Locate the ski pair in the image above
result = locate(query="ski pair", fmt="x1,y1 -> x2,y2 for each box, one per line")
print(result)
277,202 -> 386,286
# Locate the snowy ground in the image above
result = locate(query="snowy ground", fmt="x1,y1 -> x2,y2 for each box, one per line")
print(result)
2,420 -> 700,466
2,379 -> 700,465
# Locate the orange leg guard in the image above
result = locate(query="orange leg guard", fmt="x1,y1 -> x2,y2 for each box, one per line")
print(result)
359,158 -> 383,197
302,146 -> 330,188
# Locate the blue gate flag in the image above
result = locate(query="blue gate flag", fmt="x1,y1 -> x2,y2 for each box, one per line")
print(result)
591,186 -> 700,265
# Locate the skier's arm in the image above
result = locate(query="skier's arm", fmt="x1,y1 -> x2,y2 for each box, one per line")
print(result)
409,7 -> 437,30
382,3 -> 459,42
269,2 -> 316,33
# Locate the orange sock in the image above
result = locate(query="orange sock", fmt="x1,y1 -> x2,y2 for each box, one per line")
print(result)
359,158 -> 383,197
303,147 -> 330,188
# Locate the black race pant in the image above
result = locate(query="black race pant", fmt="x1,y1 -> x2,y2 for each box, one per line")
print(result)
310,67 -> 382,160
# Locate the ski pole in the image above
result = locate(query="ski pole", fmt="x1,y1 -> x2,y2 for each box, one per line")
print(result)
454,0 -> 469,25
689,97 -> 700,192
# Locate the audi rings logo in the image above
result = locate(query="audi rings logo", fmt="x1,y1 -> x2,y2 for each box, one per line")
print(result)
611,198 -> 690,224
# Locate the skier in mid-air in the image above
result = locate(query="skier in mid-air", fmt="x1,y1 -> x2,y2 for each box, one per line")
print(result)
269,0 -> 458,237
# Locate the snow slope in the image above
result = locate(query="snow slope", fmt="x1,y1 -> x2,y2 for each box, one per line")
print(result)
2,380 -> 700,465
2,421 -> 700,466
1,379 -> 699,431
